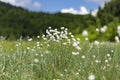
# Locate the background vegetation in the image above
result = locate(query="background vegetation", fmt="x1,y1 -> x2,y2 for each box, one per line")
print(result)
0,0 -> 120,41
0,0 -> 120,79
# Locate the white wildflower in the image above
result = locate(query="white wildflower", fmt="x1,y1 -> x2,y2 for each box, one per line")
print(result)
76,72 -> 79,75
64,69 -> 67,72
77,38 -> 80,41
95,60 -> 101,63
48,26 -> 51,29
37,36 -> 40,38
47,44 -> 50,47
71,35 -> 74,38
107,54 -> 110,57
60,74 -> 64,76
61,27 -> 65,30
34,58 -> 39,63
35,53 -> 38,56
63,42 -> 67,45
41,54 -> 43,57
100,25 -> 107,33
82,30 -> 88,36
96,28 -> 99,32
94,40 -> 100,45
73,42 -> 78,47
101,66 -> 106,71
81,55 -> 85,59
45,50 -> 50,54
111,50 -> 114,53
85,38 -> 89,41
76,46 -> 81,50
50,29 -> 57,33
72,52 -> 79,55
16,44 -> 19,47
93,55 -> 96,58
117,26 -> 120,36
105,59 -> 108,63
88,74 -> 95,80
115,36 -> 120,42
69,32 -> 72,35
65,28 -> 68,31
28,38 -> 33,41
27,47 -> 30,50
42,35 -> 45,38
72,38 -> 76,41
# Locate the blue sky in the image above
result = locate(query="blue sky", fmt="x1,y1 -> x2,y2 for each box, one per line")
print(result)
32,0 -> 98,12
0,0 -> 111,14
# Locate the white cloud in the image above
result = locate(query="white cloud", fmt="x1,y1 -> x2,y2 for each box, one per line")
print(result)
61,6 -> 89,15
87,0 -> 111,6
87,0 -> 111,3
61,6 -> 98,16
91,9 -> 98,16
33,2 -> 41,8
0,0 -> 41,9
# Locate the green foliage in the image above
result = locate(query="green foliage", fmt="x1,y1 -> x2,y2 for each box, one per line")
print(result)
0,1 -> 97,39
0,0 -> 120,41
97,0 -> 120,25
0,40 -> 120,80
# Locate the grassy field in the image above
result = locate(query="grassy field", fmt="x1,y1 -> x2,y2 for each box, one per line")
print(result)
0,40 -> 120,80
0,27 -> 119,80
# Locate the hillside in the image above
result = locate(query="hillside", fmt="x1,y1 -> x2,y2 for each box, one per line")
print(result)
97,0 -> 120,25
0,1 -> 97,40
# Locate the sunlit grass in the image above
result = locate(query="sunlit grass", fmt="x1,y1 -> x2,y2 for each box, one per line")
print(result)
0,26 -> 119,80
0,40 -> 119,80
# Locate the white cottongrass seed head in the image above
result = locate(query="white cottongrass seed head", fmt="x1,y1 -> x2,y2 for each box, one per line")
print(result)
100,25 -> 107,33
72,52 -> 79,55
94,40 -> 100,45
115,36 -> 120,42
34,58 -> 39,63
96,28 -> 99,32
82,30 -> 88,36
117,26 -> 120,36
81,55 -> 85,59
88,74 -> 95,80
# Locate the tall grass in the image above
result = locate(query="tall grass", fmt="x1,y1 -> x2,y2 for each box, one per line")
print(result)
0,40 -> 119,80
0,26 -> 120,80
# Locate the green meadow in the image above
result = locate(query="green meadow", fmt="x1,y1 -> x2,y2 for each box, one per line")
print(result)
0,0 -> 120,80
0,40 -> 119,80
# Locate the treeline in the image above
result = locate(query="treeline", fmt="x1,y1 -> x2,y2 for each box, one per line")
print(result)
96,0 -> 120,41
97,0 -> 120,25
0,1 -> 98,39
